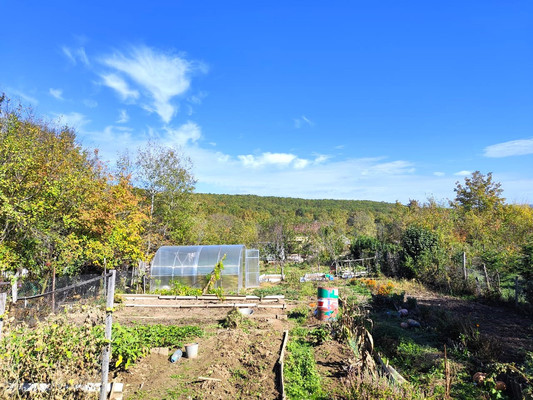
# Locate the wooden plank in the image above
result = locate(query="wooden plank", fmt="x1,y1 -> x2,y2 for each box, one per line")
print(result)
277,330 -> 289,400
198,377 -> 222,382
124,303 -> 258,308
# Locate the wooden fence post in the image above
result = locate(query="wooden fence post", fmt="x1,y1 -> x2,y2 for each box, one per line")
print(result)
52,264 -> 56,313
483,264 -> 491,291
515,276 -> 519,307
100,270 -> 116,400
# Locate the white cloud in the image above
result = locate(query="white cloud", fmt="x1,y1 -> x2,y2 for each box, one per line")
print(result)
294,159 -> 309,169
433,171 -> 445,176
100,45 -> 207,123
83,99 -> 98,108
55,112 -> 90,129
189,148 -> 442,202
313,155 -> 329,164
238,152 -> 306,168
187,91 -> 208,105
7,88 -> 38,105
454,170 -> 472,176
49,88 -> 63,100
101,73 -> 139,101
117,109 -> 129,123
62,46 -> 89,66
163,121 -> 202,146
294,115 -> 314,129
484,138 -> 533,158
71,119 -> 531,203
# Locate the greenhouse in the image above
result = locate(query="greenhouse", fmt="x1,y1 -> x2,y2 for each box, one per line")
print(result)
150,245 -> 260,292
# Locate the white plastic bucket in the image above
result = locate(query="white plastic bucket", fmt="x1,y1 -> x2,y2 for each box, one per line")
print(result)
185,343 -> 199,358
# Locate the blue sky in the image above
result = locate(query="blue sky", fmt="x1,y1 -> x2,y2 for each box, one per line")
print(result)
2,1 -> 532,203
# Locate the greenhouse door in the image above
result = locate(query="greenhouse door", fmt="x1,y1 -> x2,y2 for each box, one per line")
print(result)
245,249 -> 260,288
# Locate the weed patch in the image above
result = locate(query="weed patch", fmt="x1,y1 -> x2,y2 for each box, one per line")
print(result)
285,339 -> 327,400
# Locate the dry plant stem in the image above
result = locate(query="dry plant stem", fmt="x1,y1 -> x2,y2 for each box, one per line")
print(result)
444,345 -> 451,399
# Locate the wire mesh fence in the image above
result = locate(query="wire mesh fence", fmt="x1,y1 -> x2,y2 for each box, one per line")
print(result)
0,271 -> 117,399
11,274 -> 106,327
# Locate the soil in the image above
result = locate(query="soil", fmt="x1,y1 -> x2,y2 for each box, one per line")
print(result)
111,285 -> 533,399
408,291 -> 533,364
113,297 -> 352,400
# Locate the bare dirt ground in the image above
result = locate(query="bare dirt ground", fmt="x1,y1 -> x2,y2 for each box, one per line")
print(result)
108,284 -> 533,399
406,288 -> 533,364
113,298 -> 352,400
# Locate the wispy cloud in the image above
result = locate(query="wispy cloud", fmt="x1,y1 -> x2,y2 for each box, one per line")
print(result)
484,138 -> 533,158
433,171 -> 445,176
7,88 -> 38,105
54,112 -> 90,129
189,147 -> 434,202
187,91 -> 208,105
72,121 -> 531,203
83,99 -> 98,108
117,109 -> 129,123
237,152 -> 309,169
99,45 -> 207,123
101,73 -> 139,101
454,170 -> 472,176
313,155 -> 329,164
49,88 -> 64,100
294,115 -> 314,129
62,46 -> 89,66
163,121 -> 202,146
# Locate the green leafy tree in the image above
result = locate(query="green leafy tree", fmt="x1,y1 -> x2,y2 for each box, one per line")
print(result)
132,141 -> 196,254
452,171 -> 505,213
0,95 -> 144,277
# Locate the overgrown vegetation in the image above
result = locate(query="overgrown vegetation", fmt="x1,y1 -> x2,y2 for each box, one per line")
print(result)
0,308 -> 203,398
285,328 -> 328,400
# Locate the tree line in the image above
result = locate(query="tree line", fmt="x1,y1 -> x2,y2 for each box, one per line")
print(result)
0,96 -> 390,280
1,95 -> 532,293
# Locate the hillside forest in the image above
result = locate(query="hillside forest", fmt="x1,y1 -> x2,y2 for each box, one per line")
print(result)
1,95 -> 532,299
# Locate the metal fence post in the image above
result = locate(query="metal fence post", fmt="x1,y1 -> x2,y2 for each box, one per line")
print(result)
11,276 -> 17,304
100,270 -> 116,400
463,252 -> 467,280
0,293 -> 7,337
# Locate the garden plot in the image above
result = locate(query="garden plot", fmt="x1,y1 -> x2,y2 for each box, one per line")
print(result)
114,296 -> 291,399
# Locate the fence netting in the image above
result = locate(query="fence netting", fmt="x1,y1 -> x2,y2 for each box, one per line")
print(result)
0,272 -> 115,399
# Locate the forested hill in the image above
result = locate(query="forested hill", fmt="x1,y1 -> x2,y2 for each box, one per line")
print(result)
193,193 -> 395,223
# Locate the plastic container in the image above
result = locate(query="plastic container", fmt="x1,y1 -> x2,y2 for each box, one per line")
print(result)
185,343 -> 199,358
170,349 -> 182,363
237,308 -> 254,315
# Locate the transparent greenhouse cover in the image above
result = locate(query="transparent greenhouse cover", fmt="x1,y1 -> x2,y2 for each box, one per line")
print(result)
150,245 -> 259,292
